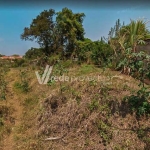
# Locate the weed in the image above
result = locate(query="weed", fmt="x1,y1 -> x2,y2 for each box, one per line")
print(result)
14,69 -> 30,93
47,78 -> 55,86
61,60 -> 73,68
88,99 -> 99,112
122,83 -> 129,91
52,60 -> 68,93
124,87 -> 150,116
0,118 -> 4,126
89,79 -> 97,86
99,82 -> 110,99
136,127 -> 150,149
0,68 -> 7,100
78,64 -> 96,75
75,95 -> 82,105
23,97 -> 38,107
96,120 -> 112,145
71,88 -> 82,104
137,128 -> 146,139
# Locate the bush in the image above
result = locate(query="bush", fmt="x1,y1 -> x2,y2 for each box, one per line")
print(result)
14,69 -> 30,93
124,87 -> 150,116
12,59 -> 26,67
91,41 -> 113,67
120,50 -> 150,116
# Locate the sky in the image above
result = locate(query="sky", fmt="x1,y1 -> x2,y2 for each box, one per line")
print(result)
0,1 -> 150,55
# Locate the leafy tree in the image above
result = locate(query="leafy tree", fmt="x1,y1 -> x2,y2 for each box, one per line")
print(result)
91,41 -> 113,66
21,9 -> 57,55
107,19 -> 150,70
76,39 -> 113,66
114,19 -> 150,116
109,19 -> 150,55
21,8 -> 85,58
56,7 -> 85,58
24,47 -> 44,60
76,38 -> 93,63
121,49 -> 150,116
121,19 -> 150,52
108,18 -> 150,57
12,54 -> 19,56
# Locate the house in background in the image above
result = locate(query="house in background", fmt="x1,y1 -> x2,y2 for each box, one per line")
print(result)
0,55 -> 23,61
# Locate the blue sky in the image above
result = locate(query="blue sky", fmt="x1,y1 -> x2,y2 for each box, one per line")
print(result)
0,3 -> 150,55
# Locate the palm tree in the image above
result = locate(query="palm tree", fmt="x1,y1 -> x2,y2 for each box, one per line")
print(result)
121,19 -> 150,52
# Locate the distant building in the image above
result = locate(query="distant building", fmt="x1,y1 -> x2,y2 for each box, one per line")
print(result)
0,55 -> 23,60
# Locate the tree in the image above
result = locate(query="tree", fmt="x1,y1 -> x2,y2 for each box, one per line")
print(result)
75,39 -> 113,65
12,54 -> 20,57
76,38 -> 93,63
56,7 -> 85,58
24,47 -> 44,60
108,19 -> 125,56
121,19 -> 150,52
91,41 -> 113,66
21,9 -> 56,55
21,8 -> 85,58
108,18 -> 150,57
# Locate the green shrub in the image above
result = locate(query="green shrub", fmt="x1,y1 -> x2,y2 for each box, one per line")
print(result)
96,120 -> 112,145
119,50 -> 150,116
14,70 -> 30,93
14,81 -> 30,93
124,87 -> 150,116
88,99 -> 99,112
12,59 -> 26,67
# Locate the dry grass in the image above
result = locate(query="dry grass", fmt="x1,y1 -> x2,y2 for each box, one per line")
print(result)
0,64 -> 150,150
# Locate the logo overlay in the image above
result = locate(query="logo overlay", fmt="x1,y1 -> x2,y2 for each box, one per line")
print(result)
35,65 -> 53,84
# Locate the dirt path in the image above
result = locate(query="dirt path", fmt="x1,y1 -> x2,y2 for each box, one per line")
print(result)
2,70 -> 23,150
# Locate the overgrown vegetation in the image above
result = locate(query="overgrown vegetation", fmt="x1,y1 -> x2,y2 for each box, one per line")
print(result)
14,69 -> 30,93
0,67 -> 9,100
122,50 -> 150,116
1,7 -> 150,150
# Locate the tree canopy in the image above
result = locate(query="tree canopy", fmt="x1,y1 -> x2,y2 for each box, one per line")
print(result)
56,8 -> 85,57
21,8 -> 85,57
21,9 -> 56,55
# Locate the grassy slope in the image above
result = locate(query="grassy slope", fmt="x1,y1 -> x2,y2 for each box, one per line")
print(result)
0,64 -> 150,150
